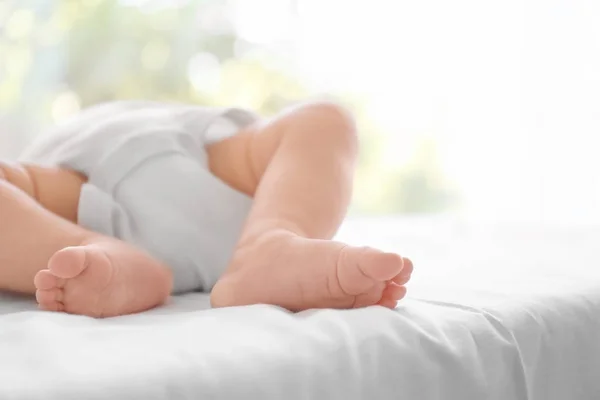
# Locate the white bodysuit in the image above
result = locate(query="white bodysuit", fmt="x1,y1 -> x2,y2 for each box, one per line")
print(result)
20,101 -> 257,293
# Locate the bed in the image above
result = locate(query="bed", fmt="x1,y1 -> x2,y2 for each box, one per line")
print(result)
1,216 -> 599,400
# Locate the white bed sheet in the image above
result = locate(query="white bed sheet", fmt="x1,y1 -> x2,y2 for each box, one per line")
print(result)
1,217 -> 599,400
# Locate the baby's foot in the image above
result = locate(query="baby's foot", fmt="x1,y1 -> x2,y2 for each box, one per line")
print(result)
210,231 -> 413,311
34,240 -> 172,317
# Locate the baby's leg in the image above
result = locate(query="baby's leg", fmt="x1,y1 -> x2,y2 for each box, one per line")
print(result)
0,161 -> 85,223
208,102 -> 413,310
0,164 -> 172,317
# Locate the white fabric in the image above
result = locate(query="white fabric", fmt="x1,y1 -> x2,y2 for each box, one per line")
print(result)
19,101 -> 256,293
1,217 -> 599,400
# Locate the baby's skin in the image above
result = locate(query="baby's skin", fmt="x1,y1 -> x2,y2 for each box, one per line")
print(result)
0,102 -> 412,317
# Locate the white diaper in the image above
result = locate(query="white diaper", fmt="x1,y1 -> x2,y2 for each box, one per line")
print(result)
20,101 -> 257,293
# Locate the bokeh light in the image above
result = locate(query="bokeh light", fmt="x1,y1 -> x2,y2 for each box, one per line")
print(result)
1,0 -> 598,221
188,52 -> 221,95
51,91 -> 81,123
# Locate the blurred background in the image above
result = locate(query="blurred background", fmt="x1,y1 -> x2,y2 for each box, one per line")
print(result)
0,0 -> 598,221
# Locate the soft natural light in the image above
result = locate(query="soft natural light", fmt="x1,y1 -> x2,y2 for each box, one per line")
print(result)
1,3 -> 600,397
1,0 -> 599,221
298,0 -> 600,222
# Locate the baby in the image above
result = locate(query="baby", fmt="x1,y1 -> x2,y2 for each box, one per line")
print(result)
0,101 -> 413,317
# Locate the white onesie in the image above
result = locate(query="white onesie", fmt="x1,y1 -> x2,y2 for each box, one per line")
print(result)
20,101 -> 257,293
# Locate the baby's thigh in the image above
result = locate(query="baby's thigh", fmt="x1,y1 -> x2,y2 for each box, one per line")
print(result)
0,160 -> 85,223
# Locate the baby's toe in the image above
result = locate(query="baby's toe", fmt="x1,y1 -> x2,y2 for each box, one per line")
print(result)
359,251 -> 405,281
34,270 -> 65,290
400,257 -> 413,275
36,288 -> 64,312
377,297 -> 400,309
48,246 -> 88,279
392,274 -> 411,286
335,246 -> 405,298
351,283 -> 386,308
392,257 -> 413,285
382,282 -> 407,301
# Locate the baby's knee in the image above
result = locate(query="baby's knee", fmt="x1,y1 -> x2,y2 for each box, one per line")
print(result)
294,101 -> 358,150
300,101 -> 356,131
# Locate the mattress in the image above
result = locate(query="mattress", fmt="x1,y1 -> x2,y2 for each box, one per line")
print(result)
1,216 -> 599,400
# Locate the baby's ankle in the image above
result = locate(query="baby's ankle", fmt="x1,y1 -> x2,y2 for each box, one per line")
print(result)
237,219 -> 308,247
